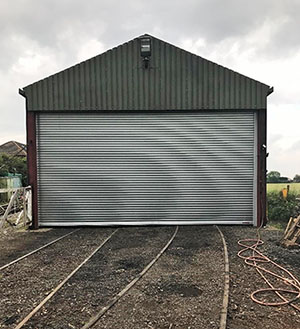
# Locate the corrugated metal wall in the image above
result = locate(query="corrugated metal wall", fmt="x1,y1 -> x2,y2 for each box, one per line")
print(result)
36,111 -> 256,226
23,35 -> 270,112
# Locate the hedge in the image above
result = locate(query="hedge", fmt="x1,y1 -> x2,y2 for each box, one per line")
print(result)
267,191 -> 300,223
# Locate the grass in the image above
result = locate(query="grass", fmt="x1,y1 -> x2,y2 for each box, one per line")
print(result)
267,183 -> 300,195
267,221 -> 286,231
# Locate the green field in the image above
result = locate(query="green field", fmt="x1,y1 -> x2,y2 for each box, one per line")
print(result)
267,183 -> 300,194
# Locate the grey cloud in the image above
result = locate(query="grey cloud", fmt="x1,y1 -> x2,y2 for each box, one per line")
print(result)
1,0 -> 300,177
268,144 -> 300,178
1,0 -> 300,73
270,14 -> 300,56
290,139 -> 300,151
269,134 -> 283,145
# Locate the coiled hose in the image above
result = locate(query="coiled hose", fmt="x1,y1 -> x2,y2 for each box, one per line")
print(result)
238,229 -> 300,312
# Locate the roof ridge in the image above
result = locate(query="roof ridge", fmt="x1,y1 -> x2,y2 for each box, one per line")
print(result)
22,34 -> 271,90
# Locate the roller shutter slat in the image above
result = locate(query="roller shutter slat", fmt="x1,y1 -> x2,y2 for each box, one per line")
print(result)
37,112 -> 256,226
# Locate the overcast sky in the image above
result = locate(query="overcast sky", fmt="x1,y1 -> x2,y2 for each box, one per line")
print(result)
1,0 -> 299,178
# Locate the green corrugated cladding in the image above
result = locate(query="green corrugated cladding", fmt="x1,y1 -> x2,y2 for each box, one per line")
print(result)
22,34 -> 271,111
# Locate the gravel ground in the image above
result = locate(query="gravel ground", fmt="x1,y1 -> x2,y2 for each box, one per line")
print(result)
0,228 -> 115,328
0,226 -> 74,268
94,226 -> 224,329
0,224 -> 299,329
222,225 -> 300,329
21,226 -> 174,328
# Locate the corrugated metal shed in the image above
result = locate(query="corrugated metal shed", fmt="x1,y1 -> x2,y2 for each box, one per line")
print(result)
22,34 -> 271,112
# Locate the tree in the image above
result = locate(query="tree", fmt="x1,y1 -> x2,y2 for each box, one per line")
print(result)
293,174 -> 300,183
279,176 -> 291,183
267,171 -> 281,183
0,153 -> 27,186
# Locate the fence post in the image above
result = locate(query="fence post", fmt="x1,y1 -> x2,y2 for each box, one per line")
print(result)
23,188 -> 27,226
27,187 -> 32,223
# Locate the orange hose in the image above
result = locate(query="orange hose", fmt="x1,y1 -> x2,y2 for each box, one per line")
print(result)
237,230 -> 300,312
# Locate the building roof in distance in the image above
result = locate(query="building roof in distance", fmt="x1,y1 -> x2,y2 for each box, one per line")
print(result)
0,141 -> 27,157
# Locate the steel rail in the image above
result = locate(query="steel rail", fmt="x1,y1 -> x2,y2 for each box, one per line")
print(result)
215,226 -> 230,329
14,229 -> 118,329
0,229 -> 81,271
81,226 -> 179,329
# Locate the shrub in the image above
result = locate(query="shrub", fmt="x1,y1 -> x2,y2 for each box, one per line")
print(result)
0,154 -> 27,186
267,191 -> 300,223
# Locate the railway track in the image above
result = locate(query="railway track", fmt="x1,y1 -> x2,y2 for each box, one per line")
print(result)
15,229 -> 119,329
0,226 -> 229,329
0,229 -> 81,271
81,226 -> 179,329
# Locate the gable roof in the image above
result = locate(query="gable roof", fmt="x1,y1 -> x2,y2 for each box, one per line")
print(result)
0,141 -> 27,157
21,34 -> 272,112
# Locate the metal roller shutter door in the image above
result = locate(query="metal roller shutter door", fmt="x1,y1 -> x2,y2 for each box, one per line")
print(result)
36,112 -> 257,226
